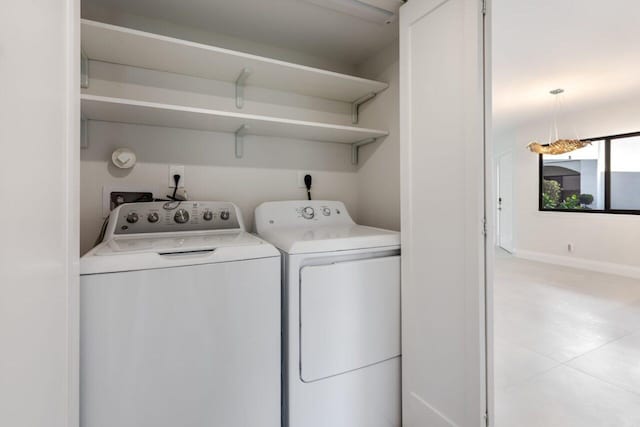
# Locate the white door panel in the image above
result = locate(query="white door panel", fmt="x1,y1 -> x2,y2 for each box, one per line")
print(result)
300,256 -> 401,382
400,0 -> 489,425
1,2 -> 79,427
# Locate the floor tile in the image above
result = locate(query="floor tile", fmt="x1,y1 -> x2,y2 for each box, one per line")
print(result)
494,255 -> 637,362
495,366 -> 640,427
599,297 -> 640,333
495,301 -> 630,362
494,252 -> 640,426
494,339 -> 558,390
569,332 -> 640,396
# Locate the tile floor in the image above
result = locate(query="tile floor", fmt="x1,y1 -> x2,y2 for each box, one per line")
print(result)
494,251 -> 640,426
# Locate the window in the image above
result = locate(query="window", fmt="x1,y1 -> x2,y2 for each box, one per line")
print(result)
539,131 -> 640,214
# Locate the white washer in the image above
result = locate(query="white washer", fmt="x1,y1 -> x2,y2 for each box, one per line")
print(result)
254,200 -> 401,427
81,201 -> 280,427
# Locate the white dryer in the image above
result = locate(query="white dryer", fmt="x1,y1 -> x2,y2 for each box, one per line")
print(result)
254,200 -> 401,427
81,201 -> 280,427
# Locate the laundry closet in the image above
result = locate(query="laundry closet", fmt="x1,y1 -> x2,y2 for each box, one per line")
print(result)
3,0 -> 489,426
78,0 -> 402,255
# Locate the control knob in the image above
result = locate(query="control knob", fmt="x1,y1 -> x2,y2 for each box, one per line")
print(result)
174,208 -> 190,224
203,210 -> 213,221
302,206 -> 315,220
220,210 -> 230,221
147,212 -> 159,223
321,207 -> 331,216
126,212 -> 139,224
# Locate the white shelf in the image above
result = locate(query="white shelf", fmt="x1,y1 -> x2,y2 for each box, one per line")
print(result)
81,19 -> 389,103
81,95 -> 389,144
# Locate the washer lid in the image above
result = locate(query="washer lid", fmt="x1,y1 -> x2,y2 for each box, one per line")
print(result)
81,231 -> 279,274
258,224 -> 399,254
94,230 -> 259,255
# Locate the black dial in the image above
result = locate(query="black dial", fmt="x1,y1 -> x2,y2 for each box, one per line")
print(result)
173,208 -> 190,224
203,210 -> 213,221
147,212 -> 159,223
126,212 -> 139,223
220,210 -> 230,221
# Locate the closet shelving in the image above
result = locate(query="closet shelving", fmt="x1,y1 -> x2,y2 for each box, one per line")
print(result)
81,95 -> 389,159
80,19 -> 389,163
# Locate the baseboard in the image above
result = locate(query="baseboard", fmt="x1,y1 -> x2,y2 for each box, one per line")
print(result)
514,249 -> 640,280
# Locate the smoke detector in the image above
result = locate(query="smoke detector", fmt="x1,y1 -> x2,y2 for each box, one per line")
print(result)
303,0 -> 404,25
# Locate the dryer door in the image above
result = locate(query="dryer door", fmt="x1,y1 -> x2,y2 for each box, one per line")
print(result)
300,256 -> 400,382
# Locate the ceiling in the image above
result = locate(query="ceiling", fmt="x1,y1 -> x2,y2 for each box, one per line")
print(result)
82,0 -> 401,66
493,0 -> 640,131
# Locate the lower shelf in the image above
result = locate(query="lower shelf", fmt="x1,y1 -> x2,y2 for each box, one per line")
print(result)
80,95 -> 388,145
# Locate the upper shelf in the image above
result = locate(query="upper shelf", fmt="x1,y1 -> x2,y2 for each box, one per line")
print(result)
81,95 -> 389,144
81,19 -> 389,104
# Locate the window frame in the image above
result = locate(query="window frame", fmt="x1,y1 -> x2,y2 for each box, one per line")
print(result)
538,130 -> 640,215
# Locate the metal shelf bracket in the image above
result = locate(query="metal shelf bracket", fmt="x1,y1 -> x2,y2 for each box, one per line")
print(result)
81,51 -> 89,89
235,68 -> 252,109
351,92 -> 377,124
81,116 -> 89,149
351,137 -> 377,165
235,124 -> 249,158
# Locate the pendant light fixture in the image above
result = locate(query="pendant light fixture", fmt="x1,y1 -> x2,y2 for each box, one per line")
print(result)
527,88 -> 591,155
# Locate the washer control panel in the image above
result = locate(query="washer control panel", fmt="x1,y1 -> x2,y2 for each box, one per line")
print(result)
111,201 -> 242,235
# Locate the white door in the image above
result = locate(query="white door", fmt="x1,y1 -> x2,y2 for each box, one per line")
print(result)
497,152 -> 514,252
400,0 -> 490,426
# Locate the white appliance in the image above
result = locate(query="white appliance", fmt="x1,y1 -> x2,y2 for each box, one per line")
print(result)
80,201 -> 280,427
254,200 -> 401,427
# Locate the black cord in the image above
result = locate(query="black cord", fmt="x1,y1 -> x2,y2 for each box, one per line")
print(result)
166,174 -> 186,201
171,174 -> 179,200
304,174 -> 312,201
162,200 -> 182,210
93,216 -> 110,246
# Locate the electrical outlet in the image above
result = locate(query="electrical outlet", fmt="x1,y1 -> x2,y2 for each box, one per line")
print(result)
169,165 -> 185,188
297,171 -> 312,188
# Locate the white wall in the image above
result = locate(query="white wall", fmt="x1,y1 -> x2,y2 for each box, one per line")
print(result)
0,1 -> 79,426
355,43 -> 401,231
81,121 -> 359,253
501,96 -> 640,277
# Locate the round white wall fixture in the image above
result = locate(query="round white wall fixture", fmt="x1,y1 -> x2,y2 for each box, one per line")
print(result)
111,148 -> 137,169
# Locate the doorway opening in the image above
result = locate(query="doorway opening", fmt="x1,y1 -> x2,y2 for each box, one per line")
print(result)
491,1 -> 640,425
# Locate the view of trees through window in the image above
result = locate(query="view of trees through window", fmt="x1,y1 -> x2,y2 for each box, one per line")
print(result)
540,132 -> 640,213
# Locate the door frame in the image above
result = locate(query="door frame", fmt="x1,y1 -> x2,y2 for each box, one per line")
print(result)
483,1 -> 495,424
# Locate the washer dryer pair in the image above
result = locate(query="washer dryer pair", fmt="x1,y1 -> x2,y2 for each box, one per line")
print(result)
255,200 -> 401,427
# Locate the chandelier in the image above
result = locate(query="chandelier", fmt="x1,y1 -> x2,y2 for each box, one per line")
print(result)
527,89 -> 590,155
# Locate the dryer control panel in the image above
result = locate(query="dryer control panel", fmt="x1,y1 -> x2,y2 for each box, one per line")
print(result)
254,200 -> 355,230
107,201 -> 242,236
